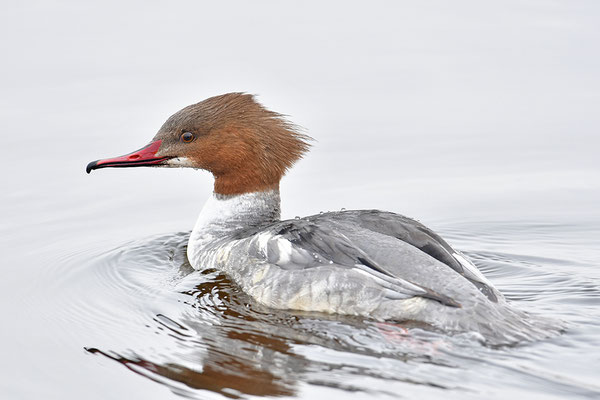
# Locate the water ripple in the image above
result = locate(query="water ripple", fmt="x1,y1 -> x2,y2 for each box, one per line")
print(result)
45,226 -> 600,399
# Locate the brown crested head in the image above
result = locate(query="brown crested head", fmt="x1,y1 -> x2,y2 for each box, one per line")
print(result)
153,93 -> 312,195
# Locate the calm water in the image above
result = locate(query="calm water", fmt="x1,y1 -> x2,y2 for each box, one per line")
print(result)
1,1 -> 599,399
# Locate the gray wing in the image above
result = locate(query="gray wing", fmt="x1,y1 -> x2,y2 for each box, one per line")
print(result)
259,218 -> 460,307
261,210 -> 498,304
308,210 -> 499,302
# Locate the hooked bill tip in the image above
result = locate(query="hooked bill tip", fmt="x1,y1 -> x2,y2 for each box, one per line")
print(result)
86,160 -> 98,174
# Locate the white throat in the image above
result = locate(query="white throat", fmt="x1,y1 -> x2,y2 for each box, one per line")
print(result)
187,190 -> 281,266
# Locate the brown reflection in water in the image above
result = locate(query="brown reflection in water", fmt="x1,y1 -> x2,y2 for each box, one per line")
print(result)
85,272 -> 301,398
86,347 -> 295,398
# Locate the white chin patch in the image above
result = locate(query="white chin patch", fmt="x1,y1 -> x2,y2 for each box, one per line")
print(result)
165,157 -> 196,168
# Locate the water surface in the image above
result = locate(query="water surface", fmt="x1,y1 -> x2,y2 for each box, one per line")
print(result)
1,1 -> 599,399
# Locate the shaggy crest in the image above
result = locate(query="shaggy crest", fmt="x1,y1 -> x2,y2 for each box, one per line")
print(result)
156,93 -> 313,195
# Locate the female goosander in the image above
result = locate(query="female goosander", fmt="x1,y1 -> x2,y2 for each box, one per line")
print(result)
87,93 -> 557,344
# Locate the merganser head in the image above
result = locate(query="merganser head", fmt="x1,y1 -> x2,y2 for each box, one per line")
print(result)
86,93 -> 312,195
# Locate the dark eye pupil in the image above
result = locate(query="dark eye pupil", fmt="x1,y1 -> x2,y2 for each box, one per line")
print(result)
182,132 -> 194,142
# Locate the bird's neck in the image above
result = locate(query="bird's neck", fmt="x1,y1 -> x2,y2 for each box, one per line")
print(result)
187,190 -> 281,261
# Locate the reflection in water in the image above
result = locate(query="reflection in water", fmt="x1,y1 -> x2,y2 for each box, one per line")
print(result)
86,346 -> 295,398
84,244 -> 301,398
72,229 -> 599,399
79,233 -> 455,398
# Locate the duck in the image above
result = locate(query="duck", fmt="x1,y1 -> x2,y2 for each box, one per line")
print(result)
87,92 -> 558,344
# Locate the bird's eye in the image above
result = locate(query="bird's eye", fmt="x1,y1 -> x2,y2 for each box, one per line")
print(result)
181,131 -> 195,143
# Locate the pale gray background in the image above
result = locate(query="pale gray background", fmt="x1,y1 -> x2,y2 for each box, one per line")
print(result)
1,1 -> 598,399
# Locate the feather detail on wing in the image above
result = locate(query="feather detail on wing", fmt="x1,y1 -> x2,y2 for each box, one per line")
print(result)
257,219 -> 462,307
